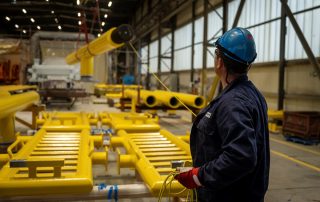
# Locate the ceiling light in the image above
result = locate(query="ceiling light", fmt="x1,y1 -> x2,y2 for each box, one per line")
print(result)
30,18 -> 35,23
37,26 -> 41,30
58,25 -> 62,30
104,14 -> 108,18
46,0 -> 49,2
5,16 -> 10,21
77,0 -> 80,5
22,9 -> 27,14
77,12 -> 81,17
101,22 -> 105,26
15,24 -> 19,29
22,30 -> 26,34
55,18 -> 58,23
51,10 -> 54,14
97,33 -> 101,37
78,21 -> 82,25
100,28 -> 103,32
108,1 -> 112,7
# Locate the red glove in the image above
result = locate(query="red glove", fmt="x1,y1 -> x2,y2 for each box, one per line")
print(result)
174,167 -> 202,189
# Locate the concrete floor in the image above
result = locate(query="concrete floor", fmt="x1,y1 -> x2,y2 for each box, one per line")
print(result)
14,97 -> 320,202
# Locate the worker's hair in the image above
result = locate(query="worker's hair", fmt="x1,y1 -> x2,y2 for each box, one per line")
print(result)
220,53 -> 250,74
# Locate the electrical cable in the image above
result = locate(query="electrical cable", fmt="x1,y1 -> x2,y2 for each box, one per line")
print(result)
157,171 -> 198,202
128,42 -> 197,117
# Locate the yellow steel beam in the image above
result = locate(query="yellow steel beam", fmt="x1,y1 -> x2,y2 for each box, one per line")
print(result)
268,110 -> 284,120
0,91 -> 39,120
65,25 -> 133,78
100,112 -> 160,133
0,112 -> 110,197
0,85 -> 37,92
124,89 -> 157,108
110,129 -> 191,197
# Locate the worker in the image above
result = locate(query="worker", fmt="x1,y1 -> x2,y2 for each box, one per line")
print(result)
175,27 -> 270,202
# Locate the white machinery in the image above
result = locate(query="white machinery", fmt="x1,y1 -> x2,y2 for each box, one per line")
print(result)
28,60 -> 80,83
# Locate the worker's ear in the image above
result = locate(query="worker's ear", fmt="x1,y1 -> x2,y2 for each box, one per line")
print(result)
216,56 -> 223,70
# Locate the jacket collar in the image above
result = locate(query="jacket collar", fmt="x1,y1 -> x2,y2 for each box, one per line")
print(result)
195,75 -> 248,119
212,74 -> 248,102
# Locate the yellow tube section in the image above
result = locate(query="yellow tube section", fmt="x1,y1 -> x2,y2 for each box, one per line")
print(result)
80,57 -> 94,78
65,25 -> 133,78
124,89 -> 157,108
0,91 -> 39,120
154,90 -> 206,109
152,90 -> 180,108
0,91 -> 39,146
66,28 -> 120,64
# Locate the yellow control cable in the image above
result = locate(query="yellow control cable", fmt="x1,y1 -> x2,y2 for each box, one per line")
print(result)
157,171 -> 198,202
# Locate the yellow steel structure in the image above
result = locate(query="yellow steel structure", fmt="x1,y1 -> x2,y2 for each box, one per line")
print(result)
96,84 -> 142,91
167,91 -> 206,109
0,85 -> 37,92
268,110 -> 284,120
110,129 -> 191,196
65,28 -> 123,64
80,57 -> 94,77
124,89 -> 157,108
121,89 -> 206,110
149,90 -> 180,108
99,112 -> 160,133
0,112 -> 107,197
0,91 -> 39,120
65,25 -> 133,78
0,87 -> 39,147
267,110 -> 284,133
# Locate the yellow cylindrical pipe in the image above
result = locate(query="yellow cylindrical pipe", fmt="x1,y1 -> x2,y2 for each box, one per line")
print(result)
124,89 -> 157,108
65,25 -> 133,78
91,146 -> 108,170
153,90 -> 180,108
0,91 -> 39,146
172,91 -> 206,109
0,154 -> 9,167
90,135 -> 103,148
80,57 -> 94,78
66,28 -> 120,64
0,91 -> 39,119
154,90 -> 205,109
0,115 -> 15,146
119,154 -> 137,168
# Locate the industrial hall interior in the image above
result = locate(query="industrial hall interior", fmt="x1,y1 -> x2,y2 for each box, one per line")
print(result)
0,0 -> 319,201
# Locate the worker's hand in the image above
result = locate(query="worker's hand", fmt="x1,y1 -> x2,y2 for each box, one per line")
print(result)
174,167 -> 202,189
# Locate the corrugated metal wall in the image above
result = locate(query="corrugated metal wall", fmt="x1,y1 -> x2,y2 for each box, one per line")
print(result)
174,23 -> 192,70
141,0 -> 320,72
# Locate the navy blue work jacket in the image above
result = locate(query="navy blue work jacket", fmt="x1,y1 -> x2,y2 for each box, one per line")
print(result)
190,75 -> 270,202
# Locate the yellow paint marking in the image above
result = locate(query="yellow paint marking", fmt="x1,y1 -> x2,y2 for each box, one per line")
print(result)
270,137 -> 320,156
271,150 -> 320,172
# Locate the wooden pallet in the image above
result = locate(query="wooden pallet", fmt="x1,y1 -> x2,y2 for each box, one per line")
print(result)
283,134 -> 319,145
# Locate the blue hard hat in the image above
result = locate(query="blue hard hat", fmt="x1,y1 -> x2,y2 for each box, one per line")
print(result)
214,27 -> 257,65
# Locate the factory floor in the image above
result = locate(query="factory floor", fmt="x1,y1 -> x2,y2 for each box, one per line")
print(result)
14,97 -> 320,202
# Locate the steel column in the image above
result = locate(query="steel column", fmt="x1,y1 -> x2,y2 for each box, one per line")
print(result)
157,22 -> 162,89
201,0 -> 209,96
232,0 -> 245,28
280,0 -> 320,79
146,41 -> 150,90
278,0 -> 287,110
191,0 -> 196,92
170,16 -> 176,73
222,0 -> 228,33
